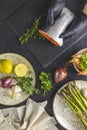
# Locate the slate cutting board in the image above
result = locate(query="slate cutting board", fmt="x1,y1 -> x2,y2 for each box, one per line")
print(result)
7,0 -> 87,67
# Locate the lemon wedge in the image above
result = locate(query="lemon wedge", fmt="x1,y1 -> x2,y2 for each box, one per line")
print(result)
14,63 -> 27,77
0,59 -> 13,74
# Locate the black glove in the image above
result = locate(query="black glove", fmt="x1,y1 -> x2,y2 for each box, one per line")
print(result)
45,0 -> 65,27
60,12 -> 87,38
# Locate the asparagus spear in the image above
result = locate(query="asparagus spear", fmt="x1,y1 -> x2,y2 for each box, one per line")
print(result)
73,80 -> 87,109
59,81 -> 87,129
68,83 -> 87,112
59,91 -> 82,114
59,91 -> 87,128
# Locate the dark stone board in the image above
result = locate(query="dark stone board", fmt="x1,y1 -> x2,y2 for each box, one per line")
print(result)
7,0 -> 87,67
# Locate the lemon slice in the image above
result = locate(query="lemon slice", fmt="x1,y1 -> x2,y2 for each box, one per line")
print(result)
14,63 -> 27,77
0,59 -> 13,74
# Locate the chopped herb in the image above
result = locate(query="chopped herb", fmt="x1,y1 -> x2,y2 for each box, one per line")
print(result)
79,53 -> 87,71
15,74 -> 40,95
19,16 -> 45,44
39,72 -> 53,95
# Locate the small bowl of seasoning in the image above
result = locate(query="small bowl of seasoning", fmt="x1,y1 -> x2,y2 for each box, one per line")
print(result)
69,48 -> 87,75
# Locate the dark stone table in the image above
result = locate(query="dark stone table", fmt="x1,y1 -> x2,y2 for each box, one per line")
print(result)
0,0 -> 87,129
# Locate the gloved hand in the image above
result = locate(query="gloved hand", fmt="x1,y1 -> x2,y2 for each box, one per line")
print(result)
45,0 -> 65,26
60,12 -> 87,38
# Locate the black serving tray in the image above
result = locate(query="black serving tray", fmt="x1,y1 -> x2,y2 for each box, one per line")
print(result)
7,0 -> 87,67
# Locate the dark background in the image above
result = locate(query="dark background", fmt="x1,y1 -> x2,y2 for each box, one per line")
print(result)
0,0 -> 87,130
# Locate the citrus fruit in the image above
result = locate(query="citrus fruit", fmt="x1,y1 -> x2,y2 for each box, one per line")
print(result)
0,59 -> 13,74
14,63 -> 27,77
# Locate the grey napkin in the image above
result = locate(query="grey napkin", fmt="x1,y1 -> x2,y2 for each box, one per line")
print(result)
0,98 -> 58,130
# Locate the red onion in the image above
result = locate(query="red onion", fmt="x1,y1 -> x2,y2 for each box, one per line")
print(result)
54,68 -> 67,83
0,76 -> 12,88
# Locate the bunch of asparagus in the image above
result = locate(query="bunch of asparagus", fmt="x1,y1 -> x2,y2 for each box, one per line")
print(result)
59,81 -> 87,129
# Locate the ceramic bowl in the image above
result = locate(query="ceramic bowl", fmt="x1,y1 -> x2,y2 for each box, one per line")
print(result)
73,48 -> 87,75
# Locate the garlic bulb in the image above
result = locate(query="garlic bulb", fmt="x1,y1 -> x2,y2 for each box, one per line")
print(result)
81,88 -> 87,99
8,85 -> 22,98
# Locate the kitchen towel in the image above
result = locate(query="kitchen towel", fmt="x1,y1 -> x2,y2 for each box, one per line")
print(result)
0,98 -> 58,130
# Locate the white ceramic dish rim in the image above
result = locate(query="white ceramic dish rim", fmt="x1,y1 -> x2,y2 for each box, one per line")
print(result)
53,80 -> 87,130
0,53 -> 36,106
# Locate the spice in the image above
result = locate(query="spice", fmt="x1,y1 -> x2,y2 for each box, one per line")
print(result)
19,16 -> 45,44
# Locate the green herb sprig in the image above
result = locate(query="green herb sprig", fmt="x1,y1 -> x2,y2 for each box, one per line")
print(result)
39,72 -> 52,95
15,74 -> 40,95
19,16 -> 45,44
80,53 -> 87,71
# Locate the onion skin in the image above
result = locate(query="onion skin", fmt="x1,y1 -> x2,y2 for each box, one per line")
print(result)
54,68 -> 67,83
0,76 -> 12,88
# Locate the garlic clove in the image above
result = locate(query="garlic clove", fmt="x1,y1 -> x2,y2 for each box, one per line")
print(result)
81,88 -> 87,99
8,85 -> 22,99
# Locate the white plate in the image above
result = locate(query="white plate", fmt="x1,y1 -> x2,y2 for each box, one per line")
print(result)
53,80 -> 87,130
0,53 -> 36,105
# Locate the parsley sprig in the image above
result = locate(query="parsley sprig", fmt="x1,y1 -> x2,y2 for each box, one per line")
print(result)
39,72 -> 53,95
15,75 -> 40,95
80,53 -> 87,71
14,71 -> 53,96
19,16 -> 45,44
